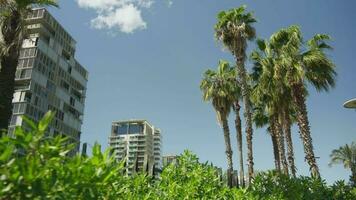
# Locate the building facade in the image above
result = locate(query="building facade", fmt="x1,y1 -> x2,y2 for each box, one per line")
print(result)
8,8 -> 88,153
162,155 -> 179,167
109,119 -> 162,175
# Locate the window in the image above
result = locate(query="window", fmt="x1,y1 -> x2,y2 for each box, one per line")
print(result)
34,96 -> 39,106
46,81 -> 56,93
129,124 -> 143,134
60,80 -> 69,91
25,92 -> 32,102
10,116 -> 17,126
18,59 -> 24,68
116,124 -> 128,135
27,58 -> 34,68
13,103 -> 26,114
13,104 -> 19,113
70,97 -> 75,107
19,48 -> 37,59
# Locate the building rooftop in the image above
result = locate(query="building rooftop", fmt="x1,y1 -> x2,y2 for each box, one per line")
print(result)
112,119 -> 153,127
343,98 -> 356,109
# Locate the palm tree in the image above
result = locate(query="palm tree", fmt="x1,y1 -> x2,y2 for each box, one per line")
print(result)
200,60 -> 238,187
269,26 -> 337,178
0,0 -> 58,132
215,5 -> 257,183
233,100 -> 245,187
329,142 -> 356,187
230,71 -> 244,187
250,39 -> 291,176
252,104 -> 281,172
282,105 -> 297,177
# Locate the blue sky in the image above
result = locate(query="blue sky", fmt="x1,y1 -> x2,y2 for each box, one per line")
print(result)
49,0 -> 356,183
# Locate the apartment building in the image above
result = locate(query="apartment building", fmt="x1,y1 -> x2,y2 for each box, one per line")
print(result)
162,155 -> 179,167
7,8 -> 88,153
153,129 -> 162,169
109,119 -> 162,175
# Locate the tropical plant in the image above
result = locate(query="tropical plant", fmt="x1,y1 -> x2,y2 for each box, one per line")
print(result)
215,5 -> 257,183
330,142 -> 356,187
252,103 -> 282,172
158,150 -> 237,199
269,25 -> 337,178
233,99 -> 245,187
250,38 -> 298,176
0,0 -> 58,132
0,111 -> 134,199
200,60 -> 238,187
1,111 -> 355,199
250,171 -> 332,200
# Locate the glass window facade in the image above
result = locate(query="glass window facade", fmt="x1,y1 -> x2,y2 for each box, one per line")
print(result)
129,124 -> 143,134
114,123 -> 144,135
117,123 -> 128,135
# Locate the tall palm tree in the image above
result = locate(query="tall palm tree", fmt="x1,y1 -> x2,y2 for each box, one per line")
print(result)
329,142 -> 356,187
250,39 -> 291,175
230,70 -> 244,187
233,100 -> 245,187
282,105 -> 297,177
0,0 -> 58,132
270,26 -> 337,178
252,103 -> 281,172
200,60 -> 238,188
215,5 -> 257,183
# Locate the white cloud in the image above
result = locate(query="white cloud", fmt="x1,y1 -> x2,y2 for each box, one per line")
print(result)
91,4 -> 146,33
76,0 -> 154,34
167,0 -> 173,7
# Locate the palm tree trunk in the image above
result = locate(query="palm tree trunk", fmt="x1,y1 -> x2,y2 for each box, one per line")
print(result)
292,83 -> 320,178
0,11 -> 22,132
274,114 -> 289,175
350,165 -> 356,187
269,123 -> 281,172
235,55 -> 254,183
221,115 -> 234,188
233,101 -> 244,187
282,108 -> 297,177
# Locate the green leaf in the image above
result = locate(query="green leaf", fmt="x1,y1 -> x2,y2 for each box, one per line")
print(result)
38,111 -> 55,132
22,116 -> 37,131
0,145 -> 14,161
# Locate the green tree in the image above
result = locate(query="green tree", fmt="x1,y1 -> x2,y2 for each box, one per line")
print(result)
269,25 -> 336,178
233,97 -> 245,187
1,111 -> 355,199
0,0 -> 58,132
250,39 -> 291,176
215,5 -> 257,183
200,60 -> 238,187
329,142 -> 356,187
158,150 -> 236,199
251,38 -> 298,177
252,103 -> 282,172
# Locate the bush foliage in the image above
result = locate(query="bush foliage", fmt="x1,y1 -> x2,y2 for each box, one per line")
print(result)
0,112 -> 355,199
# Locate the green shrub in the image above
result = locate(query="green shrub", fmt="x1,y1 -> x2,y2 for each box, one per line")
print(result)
157,150 -> 235,199
0,112 -> 154,199
249,171 -> 331,200
0,111 -> 355,199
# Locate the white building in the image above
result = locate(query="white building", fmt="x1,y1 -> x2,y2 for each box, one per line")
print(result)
8,8 -> 88,154
109,119 -> 162,175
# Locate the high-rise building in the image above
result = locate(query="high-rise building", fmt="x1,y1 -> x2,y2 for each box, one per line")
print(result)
109,119 -> 162,175
7,8 -> 88,153
153,129 -> 162,169
162,155 -> 179,167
